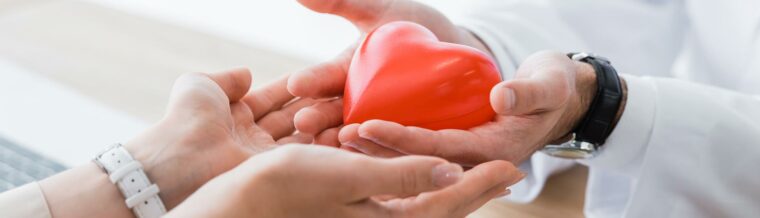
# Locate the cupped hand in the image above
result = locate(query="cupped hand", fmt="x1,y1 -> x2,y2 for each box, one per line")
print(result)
288,0 -> 492,146
339,51 -> 603,166
124,68 -> 314,208
167,144 -> 524,218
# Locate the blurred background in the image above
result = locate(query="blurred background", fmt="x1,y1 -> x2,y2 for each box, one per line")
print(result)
0,0 -> 586,217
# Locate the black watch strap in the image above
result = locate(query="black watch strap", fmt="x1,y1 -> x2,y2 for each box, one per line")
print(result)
568,53 -> 623,146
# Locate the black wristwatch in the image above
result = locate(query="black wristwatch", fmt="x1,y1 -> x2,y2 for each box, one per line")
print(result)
541,52 -> 624,159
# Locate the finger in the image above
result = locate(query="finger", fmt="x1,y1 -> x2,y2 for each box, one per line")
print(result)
207,67 -> 252,102
231,102 -> 255,130
276,133 -> 314,145
494,188 -> 512,199
296,0 -> 392,27
258,98 -> 318,140
314,127 -> 341,147
490,52 -> 574,116
356,120 -> 488,164
293,98 -> 344,135
166,73 -> 230,119
287,50 -> 352,98
243,75 -> 295,120
490,78 -> 569,116
461,183 -> 510,212
347,155 -> 463,201
232,102 -> 276,153
339,124 -> 405,158
394,161 -> 524,217
341,145 -> 362,153
427,161 -> 522,206
340,141 -> 403,158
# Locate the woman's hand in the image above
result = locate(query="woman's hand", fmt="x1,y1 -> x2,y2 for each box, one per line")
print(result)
168,145 -> 524,218
124,68 -> 315,208
41,68 -> 317,218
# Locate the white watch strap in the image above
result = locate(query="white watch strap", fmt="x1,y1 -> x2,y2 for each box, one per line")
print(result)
94,144 -> 167,218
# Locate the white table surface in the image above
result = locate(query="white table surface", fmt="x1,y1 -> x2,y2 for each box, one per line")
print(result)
0,59 -> 146,167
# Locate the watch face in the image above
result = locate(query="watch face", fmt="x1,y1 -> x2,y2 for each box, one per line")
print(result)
542,146 -> 595,159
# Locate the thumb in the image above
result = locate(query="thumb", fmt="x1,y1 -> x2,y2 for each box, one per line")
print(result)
207,67 -> 252,102
490,74 -> 572,116
491,51 -> 577,116
349,155 -> 463,200
165,68 -> 251,119
297,0 -> 391,28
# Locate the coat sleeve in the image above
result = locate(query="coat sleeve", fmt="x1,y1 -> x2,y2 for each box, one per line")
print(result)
578,74 -> 760,217
449,3 -> 760,216
0,182 -> 53,218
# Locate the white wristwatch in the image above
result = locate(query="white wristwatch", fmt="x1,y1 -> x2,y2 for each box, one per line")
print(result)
93,144 -> 167,218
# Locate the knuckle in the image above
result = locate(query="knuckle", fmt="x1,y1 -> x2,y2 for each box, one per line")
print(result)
399,167 -> 421,194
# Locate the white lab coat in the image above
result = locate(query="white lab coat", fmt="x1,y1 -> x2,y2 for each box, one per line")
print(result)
453,0 -> 760,217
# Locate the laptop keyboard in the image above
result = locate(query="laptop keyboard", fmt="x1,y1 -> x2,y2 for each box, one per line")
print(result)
0,137 -> 66,192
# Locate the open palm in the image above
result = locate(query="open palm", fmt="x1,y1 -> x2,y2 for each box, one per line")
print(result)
289,0 -> 491,147
127,68 -> 314,207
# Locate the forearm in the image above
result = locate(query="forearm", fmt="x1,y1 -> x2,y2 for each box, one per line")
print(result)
578,75 -> 760,216
583,73 -> 760,172
39,163 -> 133,218
36,128 -> 195,217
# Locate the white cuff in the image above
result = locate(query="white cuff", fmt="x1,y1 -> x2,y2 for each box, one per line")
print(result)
579,75 -> 657,177
0,182 -> 52,218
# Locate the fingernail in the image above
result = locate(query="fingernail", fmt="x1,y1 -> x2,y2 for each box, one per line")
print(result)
432,163 -> 463,188
508,171 -> 527,184
495,189 -> 512,198
358,131 -> 378,143
503,87 -> 515,111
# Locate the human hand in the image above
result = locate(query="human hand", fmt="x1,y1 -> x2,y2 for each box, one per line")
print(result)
339,51 -> 627,165
124,68 -> 314,208
167,145 -> 524,218
288,0 -> 492,146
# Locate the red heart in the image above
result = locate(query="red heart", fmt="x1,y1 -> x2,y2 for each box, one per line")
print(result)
343,21 -> 501,130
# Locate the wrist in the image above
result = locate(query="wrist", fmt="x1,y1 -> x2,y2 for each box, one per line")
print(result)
40,163 -> 133,218
560,61 -> 628,142
549,62 -> 597,144
575,62 -> 599,119
576,62 -> 628,130
613,77 -> 628,128
123,123 -> 195,209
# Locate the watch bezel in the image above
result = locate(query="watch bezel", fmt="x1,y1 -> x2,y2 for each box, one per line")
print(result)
541,134 -> 600,159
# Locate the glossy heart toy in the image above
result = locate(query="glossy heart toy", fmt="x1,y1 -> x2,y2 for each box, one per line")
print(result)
343,21 -> 501,130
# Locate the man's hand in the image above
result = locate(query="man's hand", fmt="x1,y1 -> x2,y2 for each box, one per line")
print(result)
340,51 -> 627,166
167,145 -> 524,218
125,68 -> 314,208
288,0 -> 491,146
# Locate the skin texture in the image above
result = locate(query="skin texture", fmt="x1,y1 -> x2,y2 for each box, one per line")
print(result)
39,68 -> 527,217
288,1 -> 628,166
41,68 -> 314,217
167,145 -> 524,218
341,51 -> 627,165
125,69 -> 316,208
